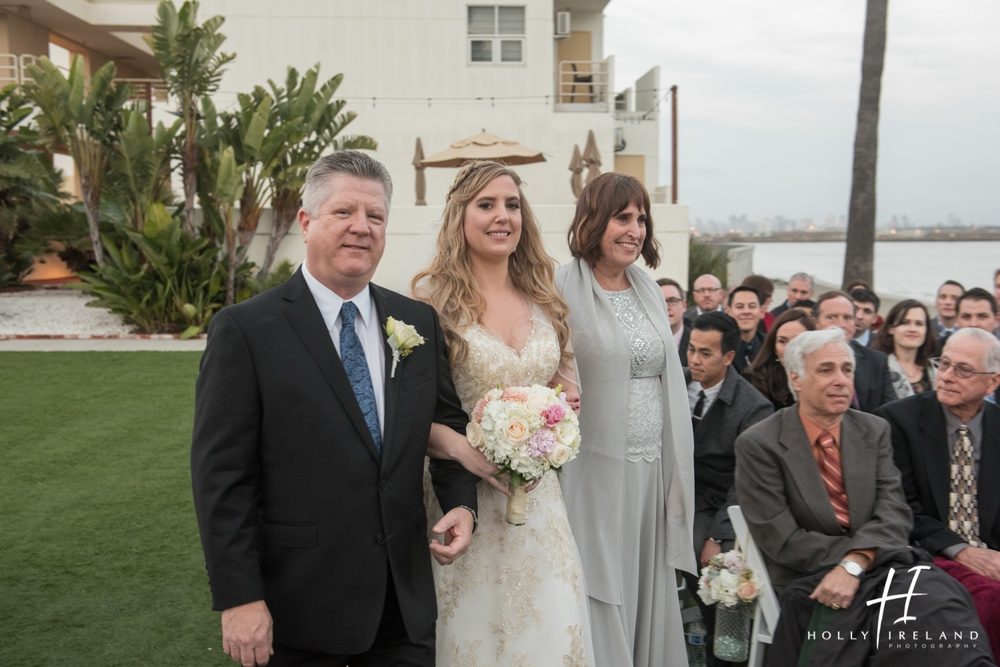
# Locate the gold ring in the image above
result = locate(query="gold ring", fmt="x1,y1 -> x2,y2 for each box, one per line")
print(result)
831,603 -> 841,610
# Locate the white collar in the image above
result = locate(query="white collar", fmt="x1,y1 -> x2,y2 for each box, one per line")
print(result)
301,263 -> 374,330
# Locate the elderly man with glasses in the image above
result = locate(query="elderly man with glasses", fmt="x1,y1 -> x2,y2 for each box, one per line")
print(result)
877,327 -> 1000,659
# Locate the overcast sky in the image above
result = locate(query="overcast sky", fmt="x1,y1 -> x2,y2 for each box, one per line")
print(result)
604,0 -> 1000,227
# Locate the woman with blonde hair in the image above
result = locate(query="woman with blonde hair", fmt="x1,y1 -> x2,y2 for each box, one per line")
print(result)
413,160 -> 594,665
556,172 -> 695,666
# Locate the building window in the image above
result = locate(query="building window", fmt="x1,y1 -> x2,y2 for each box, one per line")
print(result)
468,6 -> 525,64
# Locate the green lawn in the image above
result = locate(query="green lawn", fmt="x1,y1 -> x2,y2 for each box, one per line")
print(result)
0,352 -> 228,665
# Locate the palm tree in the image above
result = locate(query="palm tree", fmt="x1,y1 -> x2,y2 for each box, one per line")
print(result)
843,0 -> 889,288
0,85 -> 64,285
146,0 -> 234,236
257,65 -> 377,280
23,57 -> 131,266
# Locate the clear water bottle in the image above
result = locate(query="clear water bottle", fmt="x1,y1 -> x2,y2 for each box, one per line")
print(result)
686,618 -> 707,667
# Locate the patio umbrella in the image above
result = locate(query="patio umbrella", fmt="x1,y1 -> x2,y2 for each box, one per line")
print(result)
421,130 -> 546,167
413,137 -> 427,206
582,129 -> 602,185
569,144 -> 583,198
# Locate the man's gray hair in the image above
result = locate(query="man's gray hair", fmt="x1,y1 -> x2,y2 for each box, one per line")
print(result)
945,327 -> 1000,372
789,272 -> 814,288
784,327 -> 853,392
301,150 -> 393,215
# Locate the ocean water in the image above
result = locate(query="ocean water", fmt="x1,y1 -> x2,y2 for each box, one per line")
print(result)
746,241 -> 1000,301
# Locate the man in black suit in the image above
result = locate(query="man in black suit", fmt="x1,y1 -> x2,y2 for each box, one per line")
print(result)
725,285 -> 766,373
814,290 -> 896,412
769,271 -> 813,319
657,277 -> 690,366
877,327 -> 1000,657
684,312 -> 773,663
192,151 -> 478,666
849,287 -> 880,348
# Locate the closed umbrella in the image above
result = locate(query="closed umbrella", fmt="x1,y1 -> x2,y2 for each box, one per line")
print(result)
569,144 -> 583,198
582,129 -> 602,185
413,137 -> 427,206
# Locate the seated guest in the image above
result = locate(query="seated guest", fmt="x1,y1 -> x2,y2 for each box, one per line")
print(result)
849,287 -> 881,347
726,285 -> 766,373
658,277 -> 690,366
741,274 -> 775,332
959,288 -> 1000,336
735,328 -> 992,666
933,280 -> 966,350
686,273 -> 725,324
814,291 -> 897,412
877,328 -> 1000,658
746,309 -> 816,410
871,299 -> 938,398
684,312 -> 773,664
770,272 -> 814,318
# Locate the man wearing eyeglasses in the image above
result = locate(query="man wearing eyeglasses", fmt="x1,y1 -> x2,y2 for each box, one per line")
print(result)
684,273 -> 724,325
657,277 -> 690,366
876,328 -> 1000,658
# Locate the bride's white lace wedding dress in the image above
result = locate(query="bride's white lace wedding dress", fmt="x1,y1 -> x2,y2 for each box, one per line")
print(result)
425,305 -> 594,666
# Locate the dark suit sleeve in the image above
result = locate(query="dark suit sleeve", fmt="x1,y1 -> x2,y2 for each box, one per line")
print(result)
191,309 -> 265,611
425,308 -> 479,516
876,403 -> 963,555
709,395 -> 774,540
877,353 -> 898,407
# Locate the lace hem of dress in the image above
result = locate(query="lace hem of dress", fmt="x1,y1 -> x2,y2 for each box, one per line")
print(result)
625,445 -> 663,463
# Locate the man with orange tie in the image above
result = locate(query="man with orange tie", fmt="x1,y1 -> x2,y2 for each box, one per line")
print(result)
735,328 -> 991,665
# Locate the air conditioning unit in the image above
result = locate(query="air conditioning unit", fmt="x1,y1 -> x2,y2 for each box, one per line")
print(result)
555,11 -> 571,37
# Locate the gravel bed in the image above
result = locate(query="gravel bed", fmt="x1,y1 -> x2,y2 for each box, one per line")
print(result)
0,289 -> 133,337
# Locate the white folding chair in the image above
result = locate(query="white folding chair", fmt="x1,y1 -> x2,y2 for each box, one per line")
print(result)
728,505 -> 781,667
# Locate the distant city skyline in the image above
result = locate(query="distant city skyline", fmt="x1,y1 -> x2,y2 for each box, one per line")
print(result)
605,0 -> 1000,228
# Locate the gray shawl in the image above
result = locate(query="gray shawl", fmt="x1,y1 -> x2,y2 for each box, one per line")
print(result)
556,258 -> 696,604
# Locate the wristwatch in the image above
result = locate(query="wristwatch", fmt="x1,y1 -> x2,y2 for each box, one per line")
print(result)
838,559 -> 864,578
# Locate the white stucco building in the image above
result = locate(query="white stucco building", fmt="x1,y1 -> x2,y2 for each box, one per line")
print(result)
2,0 -> 689,291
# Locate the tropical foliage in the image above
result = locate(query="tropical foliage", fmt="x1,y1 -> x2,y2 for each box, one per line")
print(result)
5,0 -> 376,335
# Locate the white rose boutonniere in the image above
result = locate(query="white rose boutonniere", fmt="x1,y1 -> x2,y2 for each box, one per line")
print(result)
384,317 -> 426,378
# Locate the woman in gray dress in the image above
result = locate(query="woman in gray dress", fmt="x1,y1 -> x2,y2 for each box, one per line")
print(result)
555,172 -> 696,666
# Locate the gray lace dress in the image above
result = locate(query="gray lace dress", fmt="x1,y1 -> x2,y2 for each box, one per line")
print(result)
584,287 -> 685,665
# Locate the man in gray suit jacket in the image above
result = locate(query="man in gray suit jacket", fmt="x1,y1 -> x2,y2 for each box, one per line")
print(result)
685,312 -> 773,665
735,328 -> 990,665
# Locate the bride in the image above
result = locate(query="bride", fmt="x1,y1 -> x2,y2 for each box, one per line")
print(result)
413,160 -> 594,665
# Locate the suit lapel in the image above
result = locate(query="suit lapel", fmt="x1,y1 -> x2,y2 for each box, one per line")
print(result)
920,398 -> 952,521
281,272 -> 380,462
371,285 -> 400,464
841,411 -> 876,532
977,405 -> 1000,539
777,409 -> 845,534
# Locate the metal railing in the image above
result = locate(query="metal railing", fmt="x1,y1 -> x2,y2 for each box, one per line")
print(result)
557,59 -> 610,105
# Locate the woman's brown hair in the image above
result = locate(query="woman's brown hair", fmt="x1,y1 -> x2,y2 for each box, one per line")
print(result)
567,172 -> 661,269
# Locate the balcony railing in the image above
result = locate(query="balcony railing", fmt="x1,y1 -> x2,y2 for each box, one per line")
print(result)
556,59 -> 611,111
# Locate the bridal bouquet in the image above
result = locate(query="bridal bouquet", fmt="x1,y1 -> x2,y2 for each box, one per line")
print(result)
697,548 -> 760,607
466,384 -> 581,525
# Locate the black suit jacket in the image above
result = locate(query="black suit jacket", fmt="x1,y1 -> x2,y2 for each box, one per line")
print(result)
191,271 -> 477,654
876,392 -> 1000,555
851,340 -> 897,412
686,366 -> 773,542
676,322 -> 691,367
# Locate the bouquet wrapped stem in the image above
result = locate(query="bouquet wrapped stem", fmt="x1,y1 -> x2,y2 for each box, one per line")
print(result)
505,472 -> 529,525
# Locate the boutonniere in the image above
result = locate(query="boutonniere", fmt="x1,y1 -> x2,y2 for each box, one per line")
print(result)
384,317 -> 426,378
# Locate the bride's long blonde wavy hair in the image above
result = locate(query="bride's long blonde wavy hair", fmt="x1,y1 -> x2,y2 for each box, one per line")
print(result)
411,160 -> 573,368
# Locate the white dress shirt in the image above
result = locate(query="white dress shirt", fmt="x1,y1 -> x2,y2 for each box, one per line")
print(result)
688,377 -> 724,417
302,263 -> 386,434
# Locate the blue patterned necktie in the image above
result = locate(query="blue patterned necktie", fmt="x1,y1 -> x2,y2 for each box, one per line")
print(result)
339,301 -> 382,455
